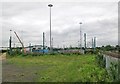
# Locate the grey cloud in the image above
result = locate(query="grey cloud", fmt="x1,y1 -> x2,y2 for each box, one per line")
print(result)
1,2 -> 118,48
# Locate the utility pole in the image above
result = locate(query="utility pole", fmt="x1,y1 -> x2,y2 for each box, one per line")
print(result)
43,32 -> 45,54
84,33 -> 86,53
9,30 -> 12,55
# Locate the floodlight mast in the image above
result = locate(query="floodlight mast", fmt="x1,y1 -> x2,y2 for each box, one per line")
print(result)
48,4 -> 53,53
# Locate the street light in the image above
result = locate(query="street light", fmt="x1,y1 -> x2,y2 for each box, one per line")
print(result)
48,4 -> 53,52
79,22 -> 82,52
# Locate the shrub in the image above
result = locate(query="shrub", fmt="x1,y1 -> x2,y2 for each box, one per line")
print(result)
109,62 -> 119,82
96,53 -> 106,68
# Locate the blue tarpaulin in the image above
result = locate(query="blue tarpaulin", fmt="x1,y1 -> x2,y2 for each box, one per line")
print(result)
32,49 -> 49,53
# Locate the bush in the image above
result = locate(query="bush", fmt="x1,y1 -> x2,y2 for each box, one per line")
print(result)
96,53 -> 106,68
109,62 -> 119,82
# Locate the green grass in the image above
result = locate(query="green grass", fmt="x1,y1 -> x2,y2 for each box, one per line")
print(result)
7,54 -> 111,82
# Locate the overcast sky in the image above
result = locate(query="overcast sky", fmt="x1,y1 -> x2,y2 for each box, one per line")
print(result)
1,1 -> 118,48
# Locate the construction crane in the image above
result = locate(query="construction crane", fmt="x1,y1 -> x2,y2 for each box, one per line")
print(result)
14,31 -> 26,53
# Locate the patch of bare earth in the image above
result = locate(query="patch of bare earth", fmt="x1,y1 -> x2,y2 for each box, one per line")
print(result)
0,53 -> 6,61
2,54 -> 50,82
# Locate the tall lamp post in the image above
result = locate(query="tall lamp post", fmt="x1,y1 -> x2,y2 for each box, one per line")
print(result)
48,4 -> 53,52
79,22 -> 82,52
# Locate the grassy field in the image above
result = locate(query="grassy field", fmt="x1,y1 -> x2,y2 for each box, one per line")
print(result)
4,54 -> 111,82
